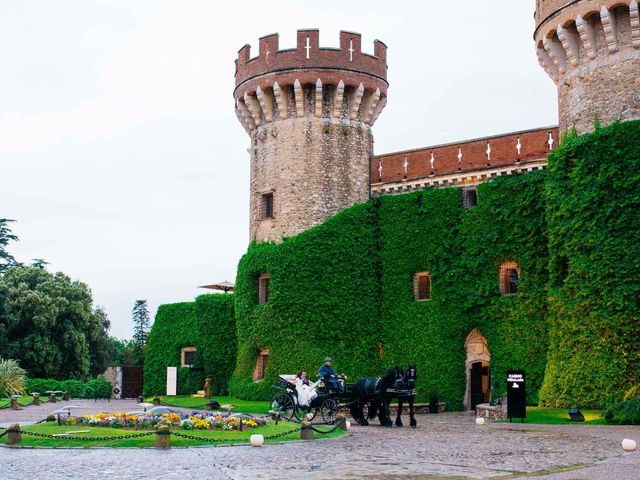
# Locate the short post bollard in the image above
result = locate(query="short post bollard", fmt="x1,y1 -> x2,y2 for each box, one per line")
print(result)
155,425 -> 171,449
336,414 -> 348,431
152,395 -> 161,406
49,393 -> 57,403
6,424 -> 22,446
31,393 -> 41,406
62,391 -> 69,401
300,421 -> 313,441
10,398 -> 19,410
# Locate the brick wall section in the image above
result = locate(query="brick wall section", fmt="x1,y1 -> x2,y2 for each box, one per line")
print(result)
371,127 -> 559,185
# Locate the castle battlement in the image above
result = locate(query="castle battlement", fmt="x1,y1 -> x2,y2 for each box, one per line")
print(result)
234,30 -> 387,99
535,0 -> 639,132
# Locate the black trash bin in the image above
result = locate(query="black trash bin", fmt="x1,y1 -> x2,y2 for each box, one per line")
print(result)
429,395 -> 438,414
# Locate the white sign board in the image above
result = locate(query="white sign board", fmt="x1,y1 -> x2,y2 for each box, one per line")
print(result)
166,366 -> 178,396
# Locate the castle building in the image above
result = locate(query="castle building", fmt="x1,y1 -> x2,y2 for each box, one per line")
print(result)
146,1 -> 639,409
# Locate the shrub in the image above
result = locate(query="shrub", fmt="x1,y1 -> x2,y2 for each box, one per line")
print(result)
604,398 -> 640,425
0,359 -> 27,397
24,377 -> 111,398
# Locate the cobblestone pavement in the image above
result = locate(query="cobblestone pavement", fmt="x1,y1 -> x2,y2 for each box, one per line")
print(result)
1,410 -> 638,479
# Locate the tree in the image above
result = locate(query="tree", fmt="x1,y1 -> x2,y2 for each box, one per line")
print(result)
131,299 -> 151,366
87,306 -> 112,376
0,219 -> 19,273
0,359 -> 27,397
0,266 -> 110,378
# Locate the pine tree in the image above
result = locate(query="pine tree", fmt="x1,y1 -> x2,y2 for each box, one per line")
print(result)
131,299 -> 151,366
0,219 -> 19,273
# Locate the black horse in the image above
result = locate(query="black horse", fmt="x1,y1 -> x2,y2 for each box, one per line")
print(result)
393,364 -> 418,428
348,367 -> 397,427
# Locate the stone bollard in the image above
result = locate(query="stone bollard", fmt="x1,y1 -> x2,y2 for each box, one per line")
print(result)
46,414 -> 56,422
152,395 -> 161,406
6,424 -> 22,446
10,398 -> 19,410
62,391 -> 69,401
31,393 -> 41,406
49,393 -> 57,403
336,414 -> 348,431
137,396 -> 144,404
300,421 -> 313,441
155,425 -> 171,449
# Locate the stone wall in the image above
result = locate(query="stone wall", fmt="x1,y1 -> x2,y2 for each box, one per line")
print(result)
535,0 -> 640,133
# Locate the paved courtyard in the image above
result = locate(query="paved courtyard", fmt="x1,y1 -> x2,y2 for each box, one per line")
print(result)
0,401 -> 638,479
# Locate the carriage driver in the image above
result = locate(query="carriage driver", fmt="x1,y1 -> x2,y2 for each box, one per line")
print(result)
318,357 -> 344,393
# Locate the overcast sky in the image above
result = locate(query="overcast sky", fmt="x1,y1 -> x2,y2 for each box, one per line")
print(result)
1,1 -> 557,338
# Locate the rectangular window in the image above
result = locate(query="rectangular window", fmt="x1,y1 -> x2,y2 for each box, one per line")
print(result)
262,193 -> 274,219
258,273 -> 270,304
414,272 -> 431,301
507,268 -> 519,294
463,188 -> 478,209
184,351 -> 196,367
253,349 -> 270,381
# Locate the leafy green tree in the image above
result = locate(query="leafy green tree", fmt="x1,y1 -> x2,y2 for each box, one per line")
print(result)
0,219 -> 19,273
131,299 -> 151,366
106,337 -> 137,367
0,266 -> 110,378
87,306 -> 112,376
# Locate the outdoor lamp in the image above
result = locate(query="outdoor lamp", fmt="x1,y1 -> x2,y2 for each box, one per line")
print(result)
250,434 -> 264,447
475,417 -> 485,426
621,439 -> 637,452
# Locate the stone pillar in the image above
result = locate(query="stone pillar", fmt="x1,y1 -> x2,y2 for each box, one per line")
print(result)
155,425 -> 171,448
10,398 -> 19,410
336,414 -> 348,431
31,393 -> 41,406
6,424 -> 22,446
152,395 -> 161,406
300,421 -> 313,440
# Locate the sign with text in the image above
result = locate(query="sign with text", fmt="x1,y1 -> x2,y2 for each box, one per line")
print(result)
506,370 -> 526,420
166,366 -> 178,396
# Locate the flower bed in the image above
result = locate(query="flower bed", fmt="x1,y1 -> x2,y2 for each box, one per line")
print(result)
61,411 -> 265,431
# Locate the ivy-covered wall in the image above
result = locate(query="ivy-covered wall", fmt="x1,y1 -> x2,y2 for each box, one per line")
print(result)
540,121 -> 640,408
231,170 -> 551,407
144,294 -> 235,396
230,203 -> 382,400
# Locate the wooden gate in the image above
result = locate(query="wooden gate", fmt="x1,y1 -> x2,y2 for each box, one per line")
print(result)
121,366 -> 144,398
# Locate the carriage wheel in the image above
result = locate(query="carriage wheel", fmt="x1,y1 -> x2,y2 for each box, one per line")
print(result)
271,393 -> 295,420
320,398 -> 338,424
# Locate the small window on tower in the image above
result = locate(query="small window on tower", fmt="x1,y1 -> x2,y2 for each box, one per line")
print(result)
262,193 -> 274,219
413,271 -> 431,301
258,273 -> 270,304
499,261 -> 520,295
463,188 -> 478,209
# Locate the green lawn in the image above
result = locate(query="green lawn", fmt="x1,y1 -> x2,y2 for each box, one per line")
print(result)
522,407 -> 605,425
147,395 -> 271,414
11,420 -> 343,448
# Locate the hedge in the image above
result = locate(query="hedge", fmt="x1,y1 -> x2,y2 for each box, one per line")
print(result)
25,377 -> 112,399
539,120 -> 640,408
143,294 -> 236,396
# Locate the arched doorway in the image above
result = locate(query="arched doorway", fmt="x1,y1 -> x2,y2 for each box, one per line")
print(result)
464,329 -> 491,411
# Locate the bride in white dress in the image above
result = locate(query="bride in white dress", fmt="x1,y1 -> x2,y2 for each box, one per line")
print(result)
295,371 -> 320,407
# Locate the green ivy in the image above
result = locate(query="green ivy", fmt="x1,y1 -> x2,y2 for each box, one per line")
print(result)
540,121 -> 640,408
231,172 -> 550,407
143,294 -> 236,396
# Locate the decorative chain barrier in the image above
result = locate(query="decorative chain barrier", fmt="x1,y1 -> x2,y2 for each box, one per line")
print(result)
159,400 -> 209,410
0,431 -> 7,439
17,430 -> 155,441
310,422 -> 342,434
172,425 -> 301,443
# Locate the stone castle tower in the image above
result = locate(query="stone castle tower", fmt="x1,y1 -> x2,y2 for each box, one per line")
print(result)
234,30 -> 388,242
535,0 -> 640,133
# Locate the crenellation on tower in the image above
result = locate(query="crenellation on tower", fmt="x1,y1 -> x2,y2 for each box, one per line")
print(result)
535,0 -> 640,132
234,29 -> 389,243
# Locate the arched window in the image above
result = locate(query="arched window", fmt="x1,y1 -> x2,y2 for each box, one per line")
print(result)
413,271 -> 431,301
499,261 -> 520,295
258,273 -> 270,304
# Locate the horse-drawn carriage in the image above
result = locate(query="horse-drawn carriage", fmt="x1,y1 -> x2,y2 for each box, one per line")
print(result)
271,365 -> 419,427
270,374 -> 352,424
